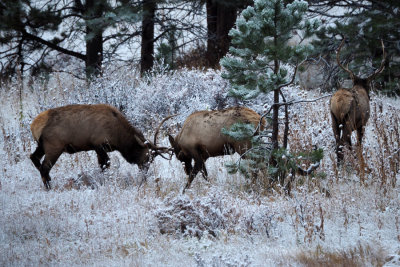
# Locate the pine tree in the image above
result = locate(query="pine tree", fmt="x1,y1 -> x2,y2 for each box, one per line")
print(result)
220,0 -> 321,184
311,0 -> 400,94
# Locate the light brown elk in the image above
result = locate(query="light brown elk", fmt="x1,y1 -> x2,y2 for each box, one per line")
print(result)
330,39 -> 385,163
30,104 -> 173,189
168,106 -> 266,192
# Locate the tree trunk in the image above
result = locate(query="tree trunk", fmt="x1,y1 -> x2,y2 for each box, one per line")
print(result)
279,90 -> 289,149
206,0 -> 218,68
84,0 -> 104,78
216,2 -> 237,63
140,0 -> 156,75
272,88 -> 280,150
86,30 -> 103,77
206,0 -> 238,68
271,46 -> 280,149
272,2 -> 281,151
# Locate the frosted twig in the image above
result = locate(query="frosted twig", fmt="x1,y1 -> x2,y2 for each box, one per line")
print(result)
277,94 -> 332,107
254,94 -> 332,136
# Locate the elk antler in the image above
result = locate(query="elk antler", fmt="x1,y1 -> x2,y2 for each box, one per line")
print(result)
367,39 -> 386,81
145,113 -> 178,158
336,38 -> 356,79
153,114 -> 178,146
337,38 -> 386,81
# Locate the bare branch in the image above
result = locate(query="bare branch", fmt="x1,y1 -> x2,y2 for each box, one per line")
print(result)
21,30 -> 86,61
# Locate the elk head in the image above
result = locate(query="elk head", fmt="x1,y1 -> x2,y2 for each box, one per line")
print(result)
336,39 -> 386,98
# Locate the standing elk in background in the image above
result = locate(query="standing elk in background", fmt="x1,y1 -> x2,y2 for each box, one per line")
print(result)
30,104 -> 174,189
168,106 -> 266,193
330,39 -> 385,163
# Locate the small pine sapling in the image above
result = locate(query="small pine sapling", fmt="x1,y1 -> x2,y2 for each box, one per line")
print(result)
220,0 -> 322,188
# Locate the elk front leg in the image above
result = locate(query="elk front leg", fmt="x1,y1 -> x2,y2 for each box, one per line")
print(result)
182,158 -> 193,177
183,173 -> 195,194
95,147 -> 110,171
200,161 -> 208,181
183,157 -> 202,194
138,163 -> 150,187
40,151 -> 61,190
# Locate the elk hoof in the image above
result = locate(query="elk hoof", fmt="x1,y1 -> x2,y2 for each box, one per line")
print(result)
44,181 -> 51,190
182,184 -> 189,194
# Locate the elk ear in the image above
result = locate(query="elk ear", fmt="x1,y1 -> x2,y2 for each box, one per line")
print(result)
134,135 -> 146,147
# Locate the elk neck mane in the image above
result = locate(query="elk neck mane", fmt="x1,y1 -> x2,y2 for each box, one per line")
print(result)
112,109 -> 147,147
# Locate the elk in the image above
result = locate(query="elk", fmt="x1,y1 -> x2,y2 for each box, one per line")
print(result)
330,39 -> 385,163
30,104 -> 174,189
168,106 -> 266,192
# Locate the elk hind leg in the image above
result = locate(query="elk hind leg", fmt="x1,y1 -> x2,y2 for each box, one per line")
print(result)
331,112 -> 343,163
337,124 -> 353,165
341,125 -> 352,150
356,126 -> 365,146
197,145 -> 209,181
355,126 -> 365,156
30,142 -> 44,170
356,126 -> 367,182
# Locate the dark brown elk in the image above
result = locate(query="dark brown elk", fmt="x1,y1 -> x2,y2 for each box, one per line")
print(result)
330,39 -> 385,163
168,106 -> 266,192
30,104 -> 173,189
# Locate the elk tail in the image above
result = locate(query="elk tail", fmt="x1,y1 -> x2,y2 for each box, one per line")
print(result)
31,110 -> 50,142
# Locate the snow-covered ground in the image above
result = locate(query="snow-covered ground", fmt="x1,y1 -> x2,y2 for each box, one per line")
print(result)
1,68 -> 399,266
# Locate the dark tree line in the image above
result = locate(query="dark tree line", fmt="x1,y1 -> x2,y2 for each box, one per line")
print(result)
0,0 -> 251,79
0,0 -> 138,78
0,0 -> 399,92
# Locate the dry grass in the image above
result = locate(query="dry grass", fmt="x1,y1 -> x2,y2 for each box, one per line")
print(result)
294,244 -> 386,267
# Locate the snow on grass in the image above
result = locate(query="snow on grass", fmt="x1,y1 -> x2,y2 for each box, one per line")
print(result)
0,67 -> 399,266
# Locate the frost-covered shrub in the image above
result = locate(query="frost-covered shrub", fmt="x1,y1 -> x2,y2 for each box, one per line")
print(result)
156,189 -> 274,238
195,252 -> 252,267
124,69 -> 232,131
28,65 -> 235,133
